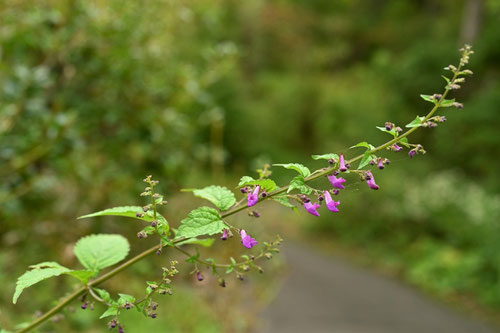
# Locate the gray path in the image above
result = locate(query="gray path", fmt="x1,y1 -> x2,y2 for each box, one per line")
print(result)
257,243 -> 496,333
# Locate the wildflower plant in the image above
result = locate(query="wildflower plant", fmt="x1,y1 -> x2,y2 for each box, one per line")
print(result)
6,45 -> 474,333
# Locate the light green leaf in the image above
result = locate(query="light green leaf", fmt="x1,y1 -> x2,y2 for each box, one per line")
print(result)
183,186 -> 236,211
350,142 -> 376,150
399,137 -> 411,148
93,288 -> 112,303
273,163 -> 311,177
67,270 -> 95,284
287,176 -> 312,194
118,293 -> 136,306
439,98 -> 455,107
13,262 -> 71,304
176,207 -> 228,239
237,176 -> 277,192
376,126 -> 398,137
441,75 -> 450,84
176,237 -> 215,247
420,94 -> 436,103
99,306 -> 119,319
271,196 -> 298,211
358,152 -> 377,170
406,116 -> 426,128
74,234 -> 130,272
311,153 -> 339,161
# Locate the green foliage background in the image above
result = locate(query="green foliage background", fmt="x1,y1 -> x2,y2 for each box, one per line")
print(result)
1,0 -> 500,331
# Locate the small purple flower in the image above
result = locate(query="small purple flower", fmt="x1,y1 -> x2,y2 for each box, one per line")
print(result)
394,144 -> 402,152
240,229 -> 258,249
339,154 -> 348,172
247,186 -> 260,207
304,201 -> 321,216
409,150 -> 417,158
197,271 -> 204,281
221,229 -> 229,240
377,159 -> 385,170
324,191 -> 340,212
366,171 -> 379,190
328,174 -> 346,189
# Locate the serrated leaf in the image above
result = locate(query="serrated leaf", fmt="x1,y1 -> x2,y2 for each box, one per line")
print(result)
439,98 -> 455,107
78,206 -> 169,228
74,234 -> 130,272
311,153 -> 339,161
237,176 -> 277,192
358,152 -> 377,170
287,176 -> 312,194
183,186 -> 236,211
176,237 -> 215,247
350,142 -> 375,150
376,126 -> 398,137
67,270 -> 95,284
99,306 -> 119,319
406,116 -> 426,128
273,163 -> 311,177
13,263 -> 71,303
176,207 -> 227,239
420,94 -> 436,103
271,196 -> 298,211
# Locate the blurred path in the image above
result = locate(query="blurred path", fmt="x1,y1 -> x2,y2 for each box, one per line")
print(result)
256,243 -> 496,333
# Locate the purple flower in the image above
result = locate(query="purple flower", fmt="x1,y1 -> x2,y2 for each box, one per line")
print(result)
304,201 -> 321,216
366,171 -> 379,190
339,154 -> 348,172
197,271 -> 204,281
247,186 -> 260,207
324,191 -> 340,212
394,144 -> 402,152
221,229 -> 228,240
240,229 -> 258,249
409,150 -> 417,158
328,174 -> 346,189
377,159 -> 385,170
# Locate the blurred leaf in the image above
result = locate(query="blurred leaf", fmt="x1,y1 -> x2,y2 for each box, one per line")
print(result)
440,98 -> 456,107
376,126 -> 398,137
287,176 -> 312,194
176,237 -> 215,247
420,94 -> 436,103
406,116 -> 426,128
13,262 -> 71,304
273,163 -> 311,177
271,195 -> 298,211
358,152 -> 377,169
176,207 -> 227,239
311,153 -> 339,160
99,306 -> 119,319
73,234 -> 130,273
183,186 -> 236,211
237,176 -> 277,192
93,288 -> 112,303
67,270 -> 95,284
350,142 -> 375,150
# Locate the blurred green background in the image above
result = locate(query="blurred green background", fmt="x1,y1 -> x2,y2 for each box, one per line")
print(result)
2,0 -> 500,331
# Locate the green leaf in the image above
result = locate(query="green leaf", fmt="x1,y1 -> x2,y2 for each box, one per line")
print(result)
311,153 -> 339,161
237,176 -> 277,192
273,163 -> 311,177
358,152 -> 377,170
350,142 -> 375,150
287,176 -> 312,195
441,75 -> 450,84
13,262 -> 71,304
118,293 -> 136,306
439,98 -> 455,107
99,306 -> 119,319
406,116 -> 425,128
176,207 -> 228,239
78,206 -> 169,228
74,234 -> 130,272
183,186 -> 236,211
420,94 -> 436,103
399,137 -> 411,148
271,196 -> 298,211
67,270 -> 95,284
93,288 -> 112,303
176,237 -> 215,247
376,126 -> 398,137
